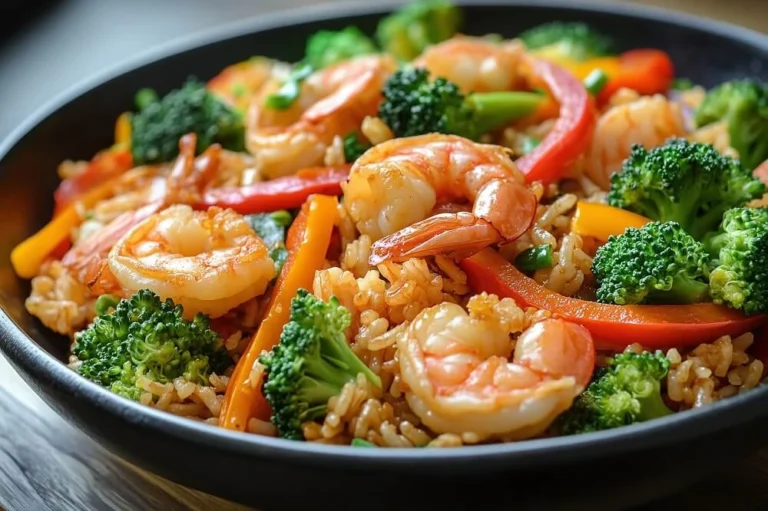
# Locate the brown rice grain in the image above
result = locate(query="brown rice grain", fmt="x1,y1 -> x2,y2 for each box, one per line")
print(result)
248,418 -> 278,436
324,135 -> 346,166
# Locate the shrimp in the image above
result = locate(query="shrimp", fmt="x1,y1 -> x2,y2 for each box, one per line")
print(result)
398,295 -> 595,441
246,55 -> 397,179
107,205 -> 276,319
63,135 -> 236,295
586,94 -> 686,189
62,201 -> 165,296
413,36 -> 525,93
342,134 -> 538,265
207,56 -> 291,112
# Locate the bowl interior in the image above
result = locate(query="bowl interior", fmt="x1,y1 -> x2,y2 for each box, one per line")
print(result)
1,0 -> 767,461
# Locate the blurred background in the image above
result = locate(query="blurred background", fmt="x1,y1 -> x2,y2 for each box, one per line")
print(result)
0,0 -> 765,142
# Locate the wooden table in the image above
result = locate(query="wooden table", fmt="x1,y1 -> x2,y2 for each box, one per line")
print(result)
1,1 -> 766,510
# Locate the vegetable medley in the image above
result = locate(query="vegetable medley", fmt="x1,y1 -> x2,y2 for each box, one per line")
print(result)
12,0 -> 768,448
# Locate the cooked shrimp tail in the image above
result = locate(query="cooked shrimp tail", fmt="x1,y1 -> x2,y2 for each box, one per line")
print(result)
369,212 -> 501,265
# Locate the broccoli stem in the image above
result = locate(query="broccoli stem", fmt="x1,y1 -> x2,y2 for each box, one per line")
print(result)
467,91 -> 544,135
647,276 -> 710,304
636,389 -> 673,421
95,294 -> 121,315
703,231 -> 730,258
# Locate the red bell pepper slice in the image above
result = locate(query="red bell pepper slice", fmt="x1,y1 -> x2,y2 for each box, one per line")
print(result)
53,148 -> 133,215
597,49 -> 675,105
200,165 -> 349,214
460,248 -> 767,351
516,58 -> 596,185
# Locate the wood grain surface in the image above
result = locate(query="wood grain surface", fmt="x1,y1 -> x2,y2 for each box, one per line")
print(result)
1,1 -> 767,510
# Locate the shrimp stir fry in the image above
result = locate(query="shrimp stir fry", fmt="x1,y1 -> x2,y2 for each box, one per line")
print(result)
343,134 -> 538,264
14,0 -> 768,449
108,205 -> 275,318
399,295 -> 595,441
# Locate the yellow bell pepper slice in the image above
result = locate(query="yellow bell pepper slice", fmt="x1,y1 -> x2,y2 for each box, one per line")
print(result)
114,112 -> 131,148
11,178 -> 119,279
571,201 -> 651,242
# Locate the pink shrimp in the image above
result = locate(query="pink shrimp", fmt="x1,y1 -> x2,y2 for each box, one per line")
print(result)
399,294 -> 595,441
246,55 -> 397,178
341,133 -> 538,265
413,36 -> 525,93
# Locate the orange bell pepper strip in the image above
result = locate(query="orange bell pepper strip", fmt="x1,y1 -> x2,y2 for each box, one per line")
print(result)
11,177 -> 121,279
516,58 -> 596,184
571,201 -> 651,242
220,194 -> 338,431
460,248 -> 767,351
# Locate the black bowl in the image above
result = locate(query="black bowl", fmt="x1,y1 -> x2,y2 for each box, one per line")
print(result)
1,2 -> 767,510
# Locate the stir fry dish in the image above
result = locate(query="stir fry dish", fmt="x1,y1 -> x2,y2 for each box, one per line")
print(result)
12,0 -> 768,448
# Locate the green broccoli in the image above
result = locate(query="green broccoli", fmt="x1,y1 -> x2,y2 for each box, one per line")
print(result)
607,139 -> 766,240
259,289 -> 381,440
519,21 -> 613,61
375,0 -> 462,61
245,210 -> 293,276
378,66 -> 543,140
266,27 -> 378,110
305,26 -> 378,69
72,290 -> 231,401
592,221 -> 711,305
553,350 -> 673,435
703,207 -> 768,315
342,132 -> 372,162
130,79 -> 245,165
693,79 -> 768,171
671,77 -> 695,91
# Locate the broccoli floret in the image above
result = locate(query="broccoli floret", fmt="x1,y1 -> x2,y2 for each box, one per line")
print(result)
304,26 -> 378,70
607,139 -> 766,240
703,207 -> 768,315
375,0 -> 462,61
592,221 -> 711,305
342,132 -> 372,163
72,290 -> 231,401
553,350 -> 673,435
378,67 -> 543,139
519,21 -> 613,61
693,79 -> 768,171
245,210 -> 293,276
130,79 -> 245,165
259,289 -> 381,439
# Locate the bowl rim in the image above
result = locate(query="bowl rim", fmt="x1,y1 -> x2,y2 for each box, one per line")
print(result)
2,0 -> 768,471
